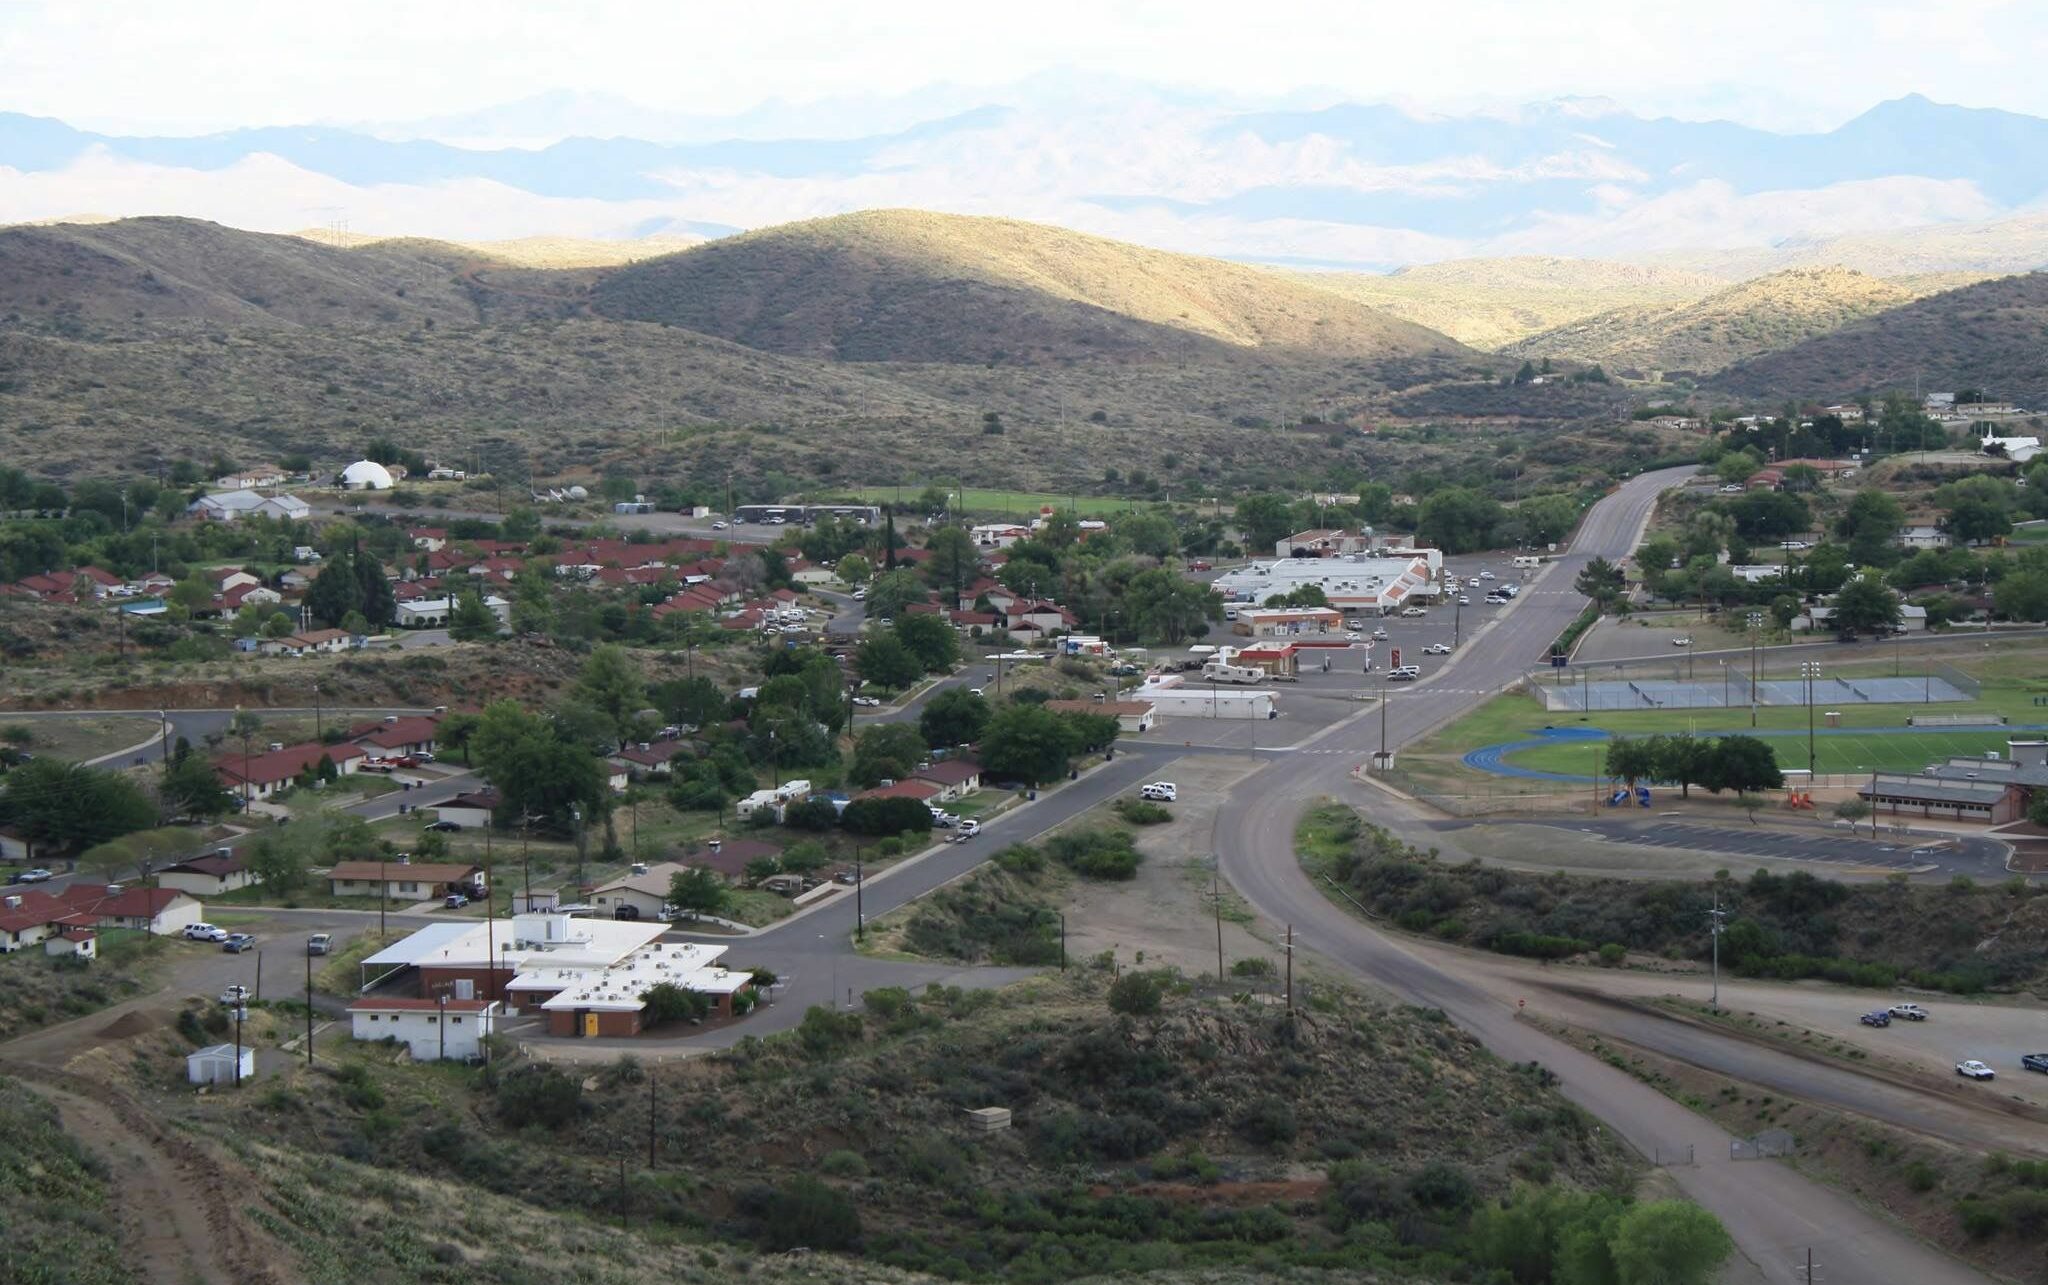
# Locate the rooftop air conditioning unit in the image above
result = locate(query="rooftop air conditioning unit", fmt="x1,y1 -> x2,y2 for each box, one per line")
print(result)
384,714 -> 399,724
269,742 -> 284,752
3,895 -> 19,909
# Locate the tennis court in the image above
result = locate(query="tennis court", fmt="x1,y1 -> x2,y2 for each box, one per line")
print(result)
1540,674 -> 1970,712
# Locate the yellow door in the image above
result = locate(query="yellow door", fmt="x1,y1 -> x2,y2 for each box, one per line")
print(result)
583,1012 -> 599,1038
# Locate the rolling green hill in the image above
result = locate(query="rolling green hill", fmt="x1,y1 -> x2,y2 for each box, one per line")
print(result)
1709,270 -> 2048,406
1502,267 -> 1975,377
1285,256 -> 1723,350
591,209 -> 1472,365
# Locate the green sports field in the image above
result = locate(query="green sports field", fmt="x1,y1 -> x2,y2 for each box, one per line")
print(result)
1503,727 -> 2024,778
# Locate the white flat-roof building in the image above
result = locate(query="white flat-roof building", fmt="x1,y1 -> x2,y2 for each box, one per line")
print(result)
394,595 -> 510,628
1134,675 -> 1276,720
1213,555 -> 1437,615
348,998 -> 500,1061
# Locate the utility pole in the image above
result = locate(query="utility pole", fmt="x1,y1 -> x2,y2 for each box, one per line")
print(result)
521,810 -> 537,904
233,1001 -> 244,1087
854,850 -> 865,941
1747,612 -> 1762,728
379,850 -> 387,939
1206,872 -> 1225,983
1282,925 -> 1296,1012
1706,892 -> 1727,1009
304,949 -> 314,1066
648,1068 -> 659,1167
437,989 -> 448,1062
1059,912 -> 1067,971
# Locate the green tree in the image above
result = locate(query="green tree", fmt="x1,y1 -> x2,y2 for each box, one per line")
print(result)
354,550 -> 397,628
1575,557 -> 1626,611
667,865 -> 731,919
1831,576 -> 1902,638
0,759 -> 156,853
1263,583 -> 1331,609
469,700 -> 607,830
245,833 -> 310,896
1609,1201 -> 1732,1285
436,711 -> 481,766
1107,969 -> 1167,1016
575,644 -> 649,747
756,1176 -> 860,1252
923,525 -> 980,600
641,981 -> 711,1024
980,704 -> 1082,786
849,723 -> 930,788
1994,571 -> 2048,622
1704,735 -> 1782,795
891,613 -> 960,673
998,557 -> 1057,600
1126,567 -> 1219,644
836,553 -> 872,585
863,568 -> 928,620
448,591 -> 498,641
1416,487 -> 1504,554
159,754 -> 232,821
1604,736 -> 1655,791
1944,497 -> 2011,545
1516,493 -> 1581,545
855,632 -> 922,690
919,688 -> 992,748
840,796 -> 934,837
1837,489 -> 1904,566
1234,493 -> 1296,552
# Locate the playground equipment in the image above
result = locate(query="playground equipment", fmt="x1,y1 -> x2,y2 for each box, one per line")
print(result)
1608,785 -> 1652,808
1784,791 -> 1815,810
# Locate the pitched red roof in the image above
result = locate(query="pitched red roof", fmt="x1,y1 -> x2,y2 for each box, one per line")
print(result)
214,741 -> 366,787
913,759 -> 981,785
57,884 -> 191,920
854,780 -> 942,802
351,715 -> 440,749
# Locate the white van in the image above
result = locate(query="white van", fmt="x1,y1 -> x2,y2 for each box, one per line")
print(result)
1511,555 -> 1543,570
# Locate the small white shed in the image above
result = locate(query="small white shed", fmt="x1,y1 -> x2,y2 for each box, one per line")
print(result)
186,1043 -> 254,1086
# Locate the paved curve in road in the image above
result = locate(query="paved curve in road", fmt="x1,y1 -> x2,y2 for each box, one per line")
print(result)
1213,467 -> 1995,1285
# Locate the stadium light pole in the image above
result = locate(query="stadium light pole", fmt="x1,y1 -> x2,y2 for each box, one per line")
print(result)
1746,612 -> 1762,728
1799,661 -> 1821,776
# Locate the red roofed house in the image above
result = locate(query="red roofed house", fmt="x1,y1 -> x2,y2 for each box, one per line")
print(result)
950,610 -> 1001,633
610,740 -> 690,779
854,779 -> 942,804
156,852 -> 258,897
409,528 -> 449,551
214,741 -> 367,800
57,883 -> 205,936
0,890 -> 90,952
350,714 -> 441,756
911,758 -> 983,801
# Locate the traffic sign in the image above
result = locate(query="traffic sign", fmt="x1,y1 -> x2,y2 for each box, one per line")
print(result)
1390,648 -> 1401,669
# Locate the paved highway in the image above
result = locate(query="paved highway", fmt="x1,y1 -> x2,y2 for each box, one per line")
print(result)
1211,467 -> 1992,1285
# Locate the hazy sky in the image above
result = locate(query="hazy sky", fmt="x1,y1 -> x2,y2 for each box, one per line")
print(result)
5,0 -> 2043,134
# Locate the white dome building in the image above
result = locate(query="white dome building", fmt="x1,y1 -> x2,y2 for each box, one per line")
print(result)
340,460 -> 395,491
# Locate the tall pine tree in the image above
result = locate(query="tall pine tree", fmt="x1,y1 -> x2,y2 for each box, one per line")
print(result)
355,548 -> 396,628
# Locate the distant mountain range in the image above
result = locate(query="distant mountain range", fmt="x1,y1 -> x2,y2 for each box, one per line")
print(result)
7,89 -> 2048,268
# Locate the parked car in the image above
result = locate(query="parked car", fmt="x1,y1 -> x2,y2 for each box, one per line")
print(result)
1423,643 -> 1453,655
1478,570 -> 1496,580
1187,560 -> 1212,571
1859,1010 -> 1892,1027
444,892 -> 469,908
1400,607 -> 1426,617
1457,595 -> 1471,605
413,751 -> 436,763
183,922 -> 228,942
1888,1003 -> 1929,1021
851,587 -> 866,600
11,868 -> 53,883
1719,484 -> 1746,493
220,984 -> 251,1005
957,820 -> 981,837
358,761 -> 395,774
612,904 -> 641,920
222,933 -> 257,954
1957,1060 -> 1997,1080
851,696 -> 881,707
305,933 -> 333,956
1140,781 -> 1178,802
2022,1053 -> 2048,1074
1670,636 -> 1693,647
968,688 -> 985,697
710,520 -> 728,530
423,820 -> 462,832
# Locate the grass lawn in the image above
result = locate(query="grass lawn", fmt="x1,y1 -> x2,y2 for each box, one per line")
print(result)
1504,727 -> 2021,778
0,714 -> 162,764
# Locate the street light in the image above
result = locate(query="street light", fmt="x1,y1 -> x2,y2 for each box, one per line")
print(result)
1745,612 -> 1763,728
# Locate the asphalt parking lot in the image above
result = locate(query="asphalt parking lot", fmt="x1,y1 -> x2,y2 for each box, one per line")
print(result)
1517,817 -> 2009,877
